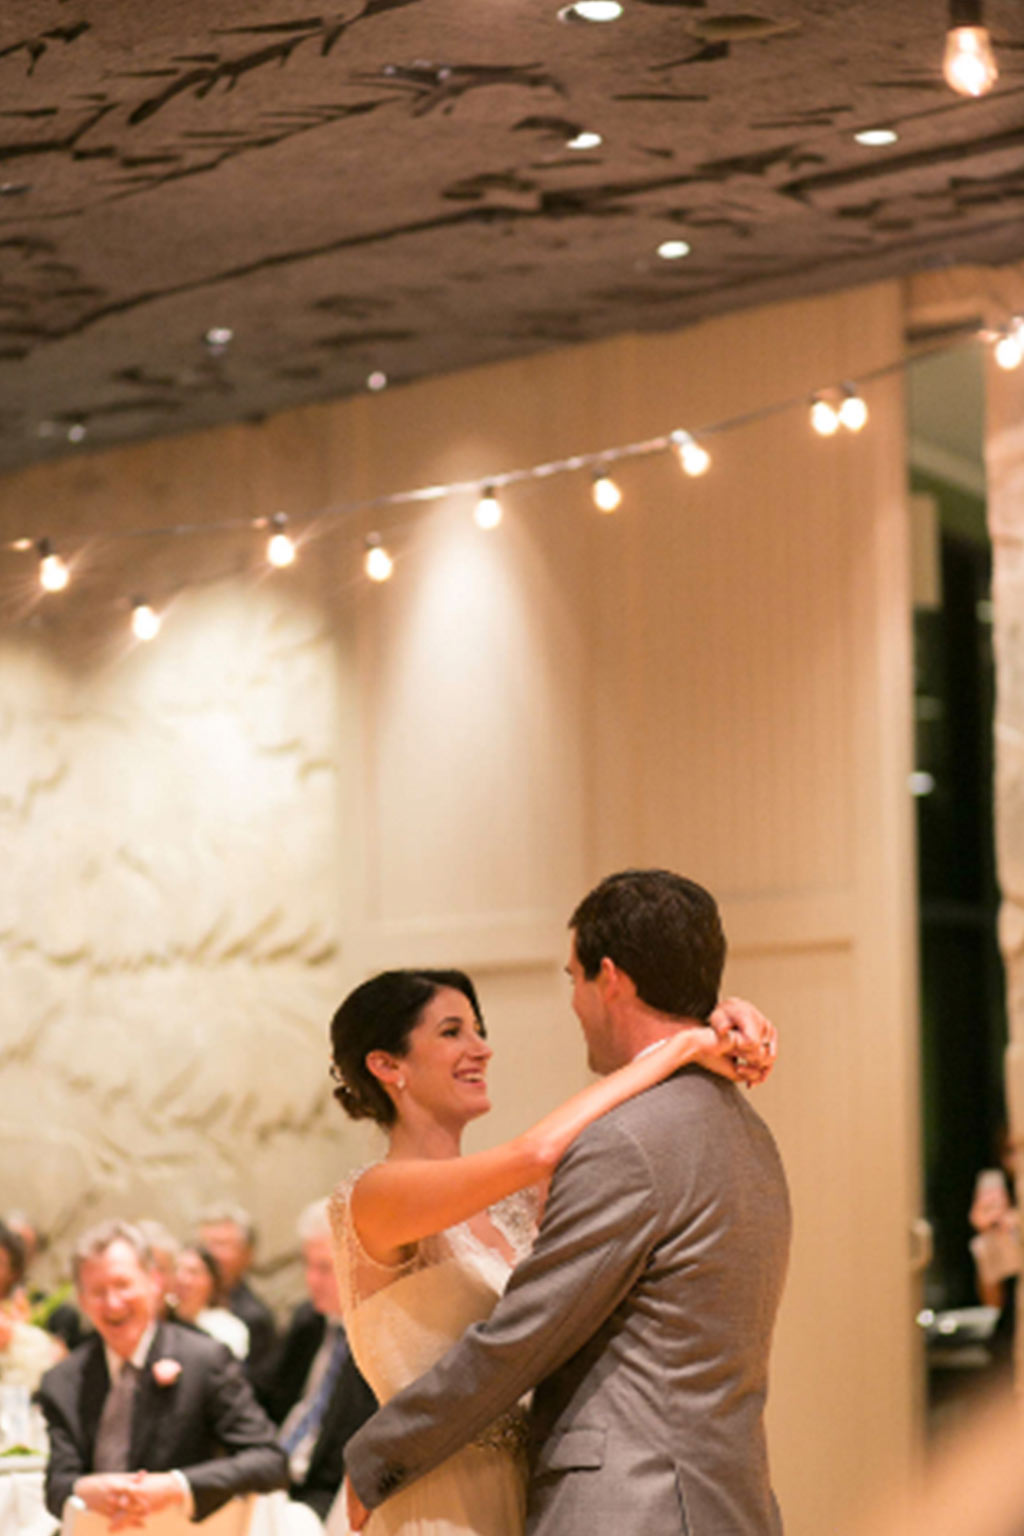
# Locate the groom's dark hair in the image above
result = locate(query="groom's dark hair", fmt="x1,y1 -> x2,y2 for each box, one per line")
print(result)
569,869 -> 725,1021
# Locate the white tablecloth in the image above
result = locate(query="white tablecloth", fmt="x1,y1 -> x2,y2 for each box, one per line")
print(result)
0,1458 -> 59,1536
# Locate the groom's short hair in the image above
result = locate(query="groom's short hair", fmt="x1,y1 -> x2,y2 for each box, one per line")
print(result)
569,868 -> 725,1021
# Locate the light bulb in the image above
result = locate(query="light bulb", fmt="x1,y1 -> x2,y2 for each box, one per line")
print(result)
366,371 -> 388,391
592,472 -> 622,513
474,487 -> 502,530
994,331 -> 1023,371
854,128 -> 898,147
838,390 -> 868,432
560,0 -> 623,21
810,398 -> 840,437
364,536 -> 394,582
943,25 -> 998,97
131,600 -> 161,641
266,513 -> 296,567
657,239 -> 691,261
567,131 -> 602,151
38,540 -> 69,592
671,431 -> 711,478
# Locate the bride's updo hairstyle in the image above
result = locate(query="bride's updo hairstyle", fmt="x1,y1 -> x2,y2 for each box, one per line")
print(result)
330,968 -> 484,1128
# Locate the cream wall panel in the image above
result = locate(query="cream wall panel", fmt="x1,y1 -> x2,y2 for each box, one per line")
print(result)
0,279 -> 919,1532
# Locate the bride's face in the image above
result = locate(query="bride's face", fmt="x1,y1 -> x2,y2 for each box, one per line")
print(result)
398,986 -> 493,1127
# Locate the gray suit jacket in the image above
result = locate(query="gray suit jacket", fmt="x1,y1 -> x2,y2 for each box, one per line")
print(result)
345,1067 -> 791,1535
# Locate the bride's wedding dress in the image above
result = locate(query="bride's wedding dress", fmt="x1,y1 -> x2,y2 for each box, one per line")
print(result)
325,1173 -> 536,1536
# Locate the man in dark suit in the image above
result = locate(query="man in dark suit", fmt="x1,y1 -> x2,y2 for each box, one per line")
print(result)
197,1204 -> 278,1397
265,1199 -> 376,1519
38,1220 -> 288,1526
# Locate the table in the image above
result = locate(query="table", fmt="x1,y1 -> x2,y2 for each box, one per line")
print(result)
0,1455 -> 59,1536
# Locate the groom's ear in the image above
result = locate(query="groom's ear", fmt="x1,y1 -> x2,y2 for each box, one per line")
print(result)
599,957 -> 636,1003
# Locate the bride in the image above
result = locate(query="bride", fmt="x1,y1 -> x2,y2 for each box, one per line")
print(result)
325,967 -> 774,1536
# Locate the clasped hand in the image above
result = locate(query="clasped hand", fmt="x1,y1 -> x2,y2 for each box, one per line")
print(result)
76,1471 -> 184,1529
705,996 -> 777,1087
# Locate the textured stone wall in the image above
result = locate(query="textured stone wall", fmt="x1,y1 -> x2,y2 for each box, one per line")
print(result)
0,573 -> 373,1305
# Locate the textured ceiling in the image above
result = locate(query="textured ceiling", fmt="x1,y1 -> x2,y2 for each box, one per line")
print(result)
0,0 -> 1022,476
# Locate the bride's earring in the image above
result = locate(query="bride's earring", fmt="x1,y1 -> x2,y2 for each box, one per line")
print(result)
396,1076 -> 406,1091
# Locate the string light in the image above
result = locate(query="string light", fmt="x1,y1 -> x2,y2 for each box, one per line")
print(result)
810,396 -> 841,437
266,512 -> 297,567
671,430 -> 711,478
474,487 -> 502,530
993,323 -> 1023,371
591,471 -> 622,513
8,325 -> 1013,617
131,599 -> 161,641
363,533 -> 394,582
37,539 -> 69,592
838,387 -> 869,432
943,0 -> 998,96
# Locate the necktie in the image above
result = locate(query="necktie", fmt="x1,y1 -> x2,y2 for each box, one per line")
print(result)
93,1362 -> 138,1472
280,1327 -> 349,1455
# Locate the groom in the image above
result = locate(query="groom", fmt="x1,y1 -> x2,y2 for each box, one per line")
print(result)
344,867 -> 791,1534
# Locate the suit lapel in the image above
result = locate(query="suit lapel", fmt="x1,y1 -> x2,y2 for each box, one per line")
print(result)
129,1321 -> 170,1470
79,1339 -> 111,1467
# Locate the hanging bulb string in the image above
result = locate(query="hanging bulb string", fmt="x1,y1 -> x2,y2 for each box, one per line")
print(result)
0,323 -> 1009,562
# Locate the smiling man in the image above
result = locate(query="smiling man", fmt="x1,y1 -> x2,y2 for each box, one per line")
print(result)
38,1219 -> 287,1527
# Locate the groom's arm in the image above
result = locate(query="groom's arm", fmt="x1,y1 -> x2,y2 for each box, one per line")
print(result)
345,1114 -> 662,1509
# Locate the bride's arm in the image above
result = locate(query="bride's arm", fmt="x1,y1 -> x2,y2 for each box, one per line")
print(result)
352,1013 -> 763,1261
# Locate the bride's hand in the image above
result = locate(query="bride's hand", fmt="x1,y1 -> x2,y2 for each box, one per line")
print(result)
346,1477 -> 370,1531
703,996 -> 778,1087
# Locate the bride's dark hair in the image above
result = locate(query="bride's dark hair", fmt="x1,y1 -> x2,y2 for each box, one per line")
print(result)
329,968 -> 484,1128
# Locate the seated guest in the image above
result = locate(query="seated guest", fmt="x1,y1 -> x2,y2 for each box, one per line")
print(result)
38,1219 -> 287,1526
171,1244 -> 250,1360
0,1220 -> 27,1309
5,1212 -> 87,1351
196,1203 -> 277,1394
265,1199 -> 376,1520
137,1220 -> 181,1319
0,1302 -> 62,1394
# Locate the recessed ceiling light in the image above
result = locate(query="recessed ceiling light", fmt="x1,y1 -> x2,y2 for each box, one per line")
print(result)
854,128 -> 899,147
67,422 -> 87,443
367,370 -> 388,392
558,1 -> 623,22
657,239 -> 691,261
567,131 -> 603,151
204,326 -> 234,352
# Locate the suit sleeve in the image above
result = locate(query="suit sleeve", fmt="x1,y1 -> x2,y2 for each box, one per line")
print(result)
345,1117 -> 660,1508
179,1347 -> 289,1521
38,1375 -> 88,1517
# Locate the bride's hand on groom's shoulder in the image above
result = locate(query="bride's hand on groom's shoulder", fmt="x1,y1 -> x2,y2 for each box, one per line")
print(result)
705,997 -> 778,1088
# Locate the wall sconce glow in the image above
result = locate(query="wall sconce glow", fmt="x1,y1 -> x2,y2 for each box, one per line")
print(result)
559,0 -> 623,21
592,472 -> 622,513
37,539 -> 69,592
838,388 -> 869,432
567,131 -> 603,151
131,600 -> 161,641
266,512 -> 297,568
671,430 -> 711,478
810,397 -> 841,437
994,328 -> 1023,371
474,487 -> 502,530
943,0 -> 998,97
854,128 -> 898,147
367,371 -> 388,391
657,239 -> 691,261
364,534 -> 394,582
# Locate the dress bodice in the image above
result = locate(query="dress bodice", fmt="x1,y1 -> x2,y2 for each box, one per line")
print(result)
328,1171 -> 537,1407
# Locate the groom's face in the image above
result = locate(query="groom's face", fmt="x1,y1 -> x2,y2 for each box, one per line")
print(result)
567,938 -> 618,1075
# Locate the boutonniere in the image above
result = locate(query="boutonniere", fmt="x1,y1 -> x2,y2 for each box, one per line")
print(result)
152,1358 -> 182,1387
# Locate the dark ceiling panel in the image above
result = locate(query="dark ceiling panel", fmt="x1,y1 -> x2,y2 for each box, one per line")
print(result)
0,0 -> 1021,474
